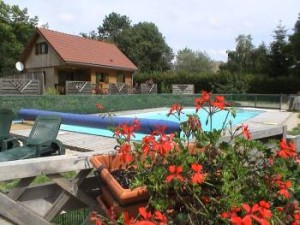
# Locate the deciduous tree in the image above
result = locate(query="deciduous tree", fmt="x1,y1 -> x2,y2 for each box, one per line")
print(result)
97,12 -> 131,43
117,22 -> 173,72
174,48 -> 212,73
0,1 -> 38,76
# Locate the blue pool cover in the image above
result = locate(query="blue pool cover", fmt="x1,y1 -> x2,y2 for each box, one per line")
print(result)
18,108 -> 181,135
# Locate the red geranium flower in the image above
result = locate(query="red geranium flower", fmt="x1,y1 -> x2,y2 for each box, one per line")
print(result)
166,165 -> 184,182
191,163 -> 207,185
242,124 -> 251,140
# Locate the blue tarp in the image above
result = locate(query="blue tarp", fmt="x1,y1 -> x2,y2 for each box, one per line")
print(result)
18,108 -> 181,134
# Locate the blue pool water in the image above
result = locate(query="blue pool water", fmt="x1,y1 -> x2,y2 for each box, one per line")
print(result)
60,108 -> 263,141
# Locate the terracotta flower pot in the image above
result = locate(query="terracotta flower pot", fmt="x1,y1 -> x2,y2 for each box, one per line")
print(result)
90,154 -> 149,217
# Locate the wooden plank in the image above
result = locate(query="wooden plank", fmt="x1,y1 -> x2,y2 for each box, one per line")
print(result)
0,216 -> 14,225
0,154 -> 94,181
16,176 -> 98,205
7,177 -> 35,200
44,169 -> 98,221
220,126 -> 286,142
0,192 -> 52,225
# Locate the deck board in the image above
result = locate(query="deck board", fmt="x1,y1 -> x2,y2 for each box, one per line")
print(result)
10,129 -> 118,154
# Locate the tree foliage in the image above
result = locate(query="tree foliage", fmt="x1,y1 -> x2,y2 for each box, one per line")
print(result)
221,35 -> 255,73
97,12 -> 131,42
289,13 -> 300,76
174,48 -> 212,73
0,1 -> 38,76
268,22 -> 291,77
83,12 -> 174,72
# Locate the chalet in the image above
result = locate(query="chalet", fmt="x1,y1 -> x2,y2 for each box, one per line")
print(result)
20,28 -> 138,94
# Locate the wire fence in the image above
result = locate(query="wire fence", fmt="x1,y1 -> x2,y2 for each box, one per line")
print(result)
52,208 -> 93,225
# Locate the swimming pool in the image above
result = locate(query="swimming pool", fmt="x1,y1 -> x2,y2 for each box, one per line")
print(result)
60,108 -> 263,140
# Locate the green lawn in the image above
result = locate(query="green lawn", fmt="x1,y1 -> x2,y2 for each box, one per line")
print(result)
288,113 -> 300,135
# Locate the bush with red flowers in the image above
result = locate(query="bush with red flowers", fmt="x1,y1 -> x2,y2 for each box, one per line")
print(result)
92,91 -> 300,225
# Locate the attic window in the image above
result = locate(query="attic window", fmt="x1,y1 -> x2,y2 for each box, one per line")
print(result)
35,42 -> 48,55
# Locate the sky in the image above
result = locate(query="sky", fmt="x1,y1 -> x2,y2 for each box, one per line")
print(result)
4,0 -> 300,62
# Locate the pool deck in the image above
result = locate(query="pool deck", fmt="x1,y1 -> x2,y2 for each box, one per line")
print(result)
10,108 -> 299,155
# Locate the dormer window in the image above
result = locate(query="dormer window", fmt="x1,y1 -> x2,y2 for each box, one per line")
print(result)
35,42 -> 48,55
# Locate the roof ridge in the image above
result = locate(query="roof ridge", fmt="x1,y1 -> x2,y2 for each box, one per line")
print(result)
37,27 -> 115,46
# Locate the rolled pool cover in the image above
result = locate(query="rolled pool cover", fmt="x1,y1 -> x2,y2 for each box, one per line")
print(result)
18,108 -> 181,135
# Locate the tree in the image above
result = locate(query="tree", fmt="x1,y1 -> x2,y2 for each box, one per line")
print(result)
251,42 -> 269,74
0,1 -> 38,76
97,12 -> 131,43
222,34 -> 255,73
174,48 -> 212,73
117,22 -> 174,72
289,13 -> 300,76
268,22 -> 291,77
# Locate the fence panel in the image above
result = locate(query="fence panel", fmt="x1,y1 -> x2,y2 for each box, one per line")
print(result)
109,83 -> 129,95
66,81 -> 92,95
172,84 -> 194,94
140,83 -> 157,94
0,79 -> 41,95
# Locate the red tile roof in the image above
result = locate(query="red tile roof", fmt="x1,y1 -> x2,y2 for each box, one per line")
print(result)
37,28 -> 138,71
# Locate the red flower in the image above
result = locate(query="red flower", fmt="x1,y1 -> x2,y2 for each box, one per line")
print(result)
141,135 -> 156,155
194,90 -> 211,112
211,95 -> 226,109
186,115 -> 202,131
118,142 -> 133,163
230,215 -> 252,225
154,210 -> 168,224
166,165 -> 184,182
277,139 -> 296,159
123,212 -> 134,225
226,202 -> 272,225
278,188 -> 291,199
96,103 -> 105,110
114,120 -> 140,141
134,207 -> 156,225
242,124 -> 251,140
168,103 -> 183,116
152,133 -> 174,156
191,163 -> 207,185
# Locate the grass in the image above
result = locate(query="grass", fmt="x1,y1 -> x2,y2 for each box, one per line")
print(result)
0,171 -> 77,192
288,112 -> 300,135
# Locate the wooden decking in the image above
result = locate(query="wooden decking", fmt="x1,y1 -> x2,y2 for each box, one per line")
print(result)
10,123 -> 118,154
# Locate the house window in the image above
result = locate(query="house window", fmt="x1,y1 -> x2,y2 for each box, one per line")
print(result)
117,73 -> 125,83
96,73 -> 109,83
35,42 -> 48,55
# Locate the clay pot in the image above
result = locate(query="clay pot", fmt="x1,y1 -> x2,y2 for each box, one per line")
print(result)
90,154 -> 149,217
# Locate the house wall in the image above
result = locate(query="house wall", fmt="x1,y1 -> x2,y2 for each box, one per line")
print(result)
24,36 -> 63,69
24,36 -> 63,90
91,68 -> 133,90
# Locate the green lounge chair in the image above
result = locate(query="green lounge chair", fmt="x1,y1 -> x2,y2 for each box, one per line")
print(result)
0,108 -> 19,151
0,115 -> 65,162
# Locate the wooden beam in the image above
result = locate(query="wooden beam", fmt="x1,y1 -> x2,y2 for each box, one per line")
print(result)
0,192 -> 52,225
220,126 -> 285,142
7,177 -> 35,200
44,169 -> 98,221
0,154 -> 95,181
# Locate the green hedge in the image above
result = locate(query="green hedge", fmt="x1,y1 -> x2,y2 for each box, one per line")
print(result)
0,94 -> 199,119
0,93 -> 284,120
134,71 -> 300,94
